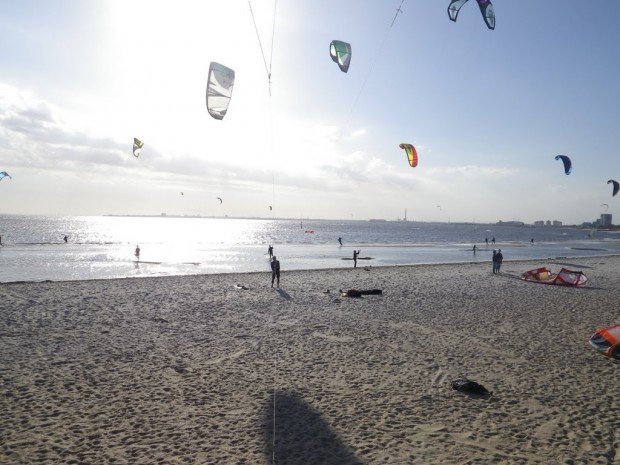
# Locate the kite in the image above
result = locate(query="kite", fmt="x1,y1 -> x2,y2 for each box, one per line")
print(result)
329,40 -> 352,73
601,204 -> 609,212
180,192 -> 184,196
608,179 -> 619,197
269,206 -> 273,211
0,171 -> 11,180
217,197 -> 223,204
555,155 -> 572,175
448,0 -> 495,30
132,138 -> 143,157
521,267 -> 587,286
399,144 -> 418,168
206,62 -> 235,120
589,324 -> 620,361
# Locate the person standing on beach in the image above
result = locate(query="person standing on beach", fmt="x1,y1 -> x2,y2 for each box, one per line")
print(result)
267,244 -> 273,258
134,245 -> 140,261
492,250 -> 497,274
271,255 -> 280,288
495,249 -> 503,273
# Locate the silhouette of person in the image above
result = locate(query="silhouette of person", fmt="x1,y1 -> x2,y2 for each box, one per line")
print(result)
353,250 -> 360,268
267,245 -> 273,258
134,245 -> 140,260
271,256 -> 280,288
338,237 -> 343,246
485,237 -> 489,245
492,250 -> 497,274
495,249 -> 503,273
473,244 -> 477,254
63,235 -> 68,243
491,237 -> 496,244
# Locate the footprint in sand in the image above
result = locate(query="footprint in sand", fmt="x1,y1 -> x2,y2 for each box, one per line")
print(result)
312,332 -> 354,343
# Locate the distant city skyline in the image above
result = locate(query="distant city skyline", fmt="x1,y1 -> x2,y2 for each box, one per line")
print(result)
1,1 -> 619,223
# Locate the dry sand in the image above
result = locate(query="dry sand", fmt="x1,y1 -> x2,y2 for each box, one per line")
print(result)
1,256 -> 619,464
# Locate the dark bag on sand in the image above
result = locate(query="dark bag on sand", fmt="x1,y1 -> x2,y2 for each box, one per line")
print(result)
340,289 -> 383,298
451,376 -> 490,396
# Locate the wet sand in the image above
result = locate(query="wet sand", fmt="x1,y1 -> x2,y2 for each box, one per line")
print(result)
1,256 -> 619,464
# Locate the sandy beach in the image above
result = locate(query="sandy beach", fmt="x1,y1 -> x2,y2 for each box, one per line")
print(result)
1,256 -> 618,464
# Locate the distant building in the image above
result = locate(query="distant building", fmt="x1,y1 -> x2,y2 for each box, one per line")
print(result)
534,221 -> 544,227
553,220 -> 562,227
600,214 -> 613,227
496,220 -> 525,226
545,220 -> 552,226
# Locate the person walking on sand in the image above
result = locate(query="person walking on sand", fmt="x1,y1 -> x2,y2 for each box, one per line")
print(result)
134,245 -> 140,261
353,249 -> 360,268
492,250 -> 497,274
267,244 -> 273,258
495,249 -> 504,273
271,255 -> 280,288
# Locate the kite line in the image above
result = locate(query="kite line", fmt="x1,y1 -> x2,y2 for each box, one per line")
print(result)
342,0 -> 406,134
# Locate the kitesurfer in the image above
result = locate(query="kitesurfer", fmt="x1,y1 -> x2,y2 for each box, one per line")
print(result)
338,237 -> 343,246
134,245 -> 141,261
353,249 -> 360,268
495,249 -> 503,273
492,250 -> 497,274
267,244 -> 273,258
271,255 -> 280,288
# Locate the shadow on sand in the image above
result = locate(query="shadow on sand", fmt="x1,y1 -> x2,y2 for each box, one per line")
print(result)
275,288 -> 292,301
263,390 -> 363,465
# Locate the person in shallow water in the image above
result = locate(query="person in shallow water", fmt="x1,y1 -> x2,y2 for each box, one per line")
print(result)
473,244 -> 477,254
338,237 -> 343,246
267,244 -> 273,258
134,245 -> 140,260
63,235 -> 68,243
353,249 -> 360,268
271,255 -> 280,288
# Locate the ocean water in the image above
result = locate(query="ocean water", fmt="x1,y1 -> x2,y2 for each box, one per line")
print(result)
0,215 -> 618,282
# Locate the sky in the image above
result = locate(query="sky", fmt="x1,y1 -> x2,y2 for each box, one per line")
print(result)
0,0 -> 619,223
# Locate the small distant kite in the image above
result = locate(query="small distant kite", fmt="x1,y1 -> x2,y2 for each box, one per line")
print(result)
399,144 -> 418,168
448,0 -> 495,30
601,204 -> 609,212
269,205 -> 273,211
555,155 -> 572,175
133,138 -> 143,157
206,62 -> 235,120
0,171 -> 11,180
217,197 -> 223,204
180,192 -> 184,196
607,179 -> 619,197
330,40 -> 352,73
